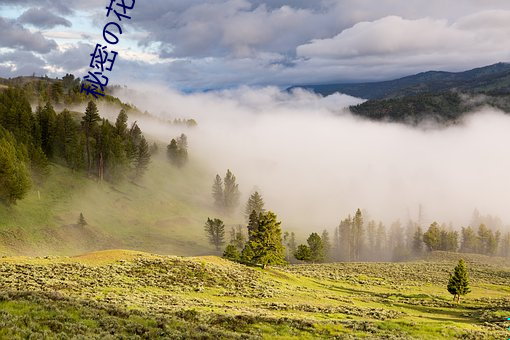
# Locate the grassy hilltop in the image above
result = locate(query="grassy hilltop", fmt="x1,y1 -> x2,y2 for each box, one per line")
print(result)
0,250 -> 509,339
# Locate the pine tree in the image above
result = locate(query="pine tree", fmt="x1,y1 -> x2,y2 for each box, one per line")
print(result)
204,218 -> 225,251
283,231 -> 297,262
245,211 -> 286,268
0,131 -> 31,205
115,109 -> 128,137
447,259 -> 471,303
212,174 -> 224,210
352,209 -> 364,261
245,191 -> 265,220
229,225 -> 246,251
223,169 -> 240,214
423,222 -> 441,251
307,232 -> 325,263
460,226 -> 478,253
412,226 -> 423,254
240,243 -> 255,264
294,244 -> 312,262
223,244 -> 240,262
78,213 -> 87,226
82,100 -> 100,174
134,136 -> 151,180
321,229 -> 331,262
338,216 -> 352,261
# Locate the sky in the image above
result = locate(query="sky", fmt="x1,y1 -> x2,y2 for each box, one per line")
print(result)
1,0 -> 510,90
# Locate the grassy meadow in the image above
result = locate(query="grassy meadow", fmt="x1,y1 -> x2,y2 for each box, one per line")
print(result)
0,250 -> 508,339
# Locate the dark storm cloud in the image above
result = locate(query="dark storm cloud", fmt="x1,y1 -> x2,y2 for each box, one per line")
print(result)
18,8 -> 72,29
0,16 -> 57,53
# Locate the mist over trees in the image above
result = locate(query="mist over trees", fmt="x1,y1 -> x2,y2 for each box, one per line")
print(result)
307,209 -> 510,263
167,134 -> 188,168
211,170 -> 240,214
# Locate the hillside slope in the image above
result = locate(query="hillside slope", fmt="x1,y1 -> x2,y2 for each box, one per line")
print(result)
0,153 -> 221,256
0,250 -> 508,338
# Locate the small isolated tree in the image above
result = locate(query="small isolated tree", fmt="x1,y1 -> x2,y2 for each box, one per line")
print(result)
204,218 -> 225,251
78,213 -> 87,226
447,259 -> 471,303
294,244 -> 312,262
223,244 -> 240,262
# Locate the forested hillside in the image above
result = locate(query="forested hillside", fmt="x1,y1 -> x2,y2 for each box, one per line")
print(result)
291,63 -> 510,124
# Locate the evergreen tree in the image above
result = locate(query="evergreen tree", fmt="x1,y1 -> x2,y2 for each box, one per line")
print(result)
55,109 -> 80,168
115,109 -> 128,137
245,211 -> 286,268
321,229 -> 331,262
423,222 -> 441,251
0,131 -> 31,205
240,243 -> 255,264
352,209 -> 364,261
81,100 -> 100,174
166,134 -> 188,167
212,174 -> 224,211
412,226 -> 423,254
244,191 -> 265,220
223,169 -> 240,214
307,232 -> 325,263
294,244 -> 312,262
204,218 -> 225,251
447,259 -> 471,303
460,226 -> 478,253
366,220 -> 377,259
36,102 -> 57,158
134,136 -> 151,180
78,213 -> 87,226
375,222 -> 387,259
500,232 -> 510,258
223,244 -> 240,262
338,216 -> 352,261
229,225 -> 246,251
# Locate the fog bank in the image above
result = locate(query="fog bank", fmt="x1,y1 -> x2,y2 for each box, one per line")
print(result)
116,85 -> 510,231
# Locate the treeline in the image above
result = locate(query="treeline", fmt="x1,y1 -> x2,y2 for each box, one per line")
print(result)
296,209 -> 510,263
1,74 -> 136,111
0,86 -> 151,205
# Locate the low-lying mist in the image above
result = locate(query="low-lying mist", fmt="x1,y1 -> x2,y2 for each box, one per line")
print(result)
114,85 -> 510,232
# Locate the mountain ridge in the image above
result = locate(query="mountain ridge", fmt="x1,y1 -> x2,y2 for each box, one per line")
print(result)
289,62 -> 510,100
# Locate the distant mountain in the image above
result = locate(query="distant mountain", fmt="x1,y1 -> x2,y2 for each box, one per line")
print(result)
290,62 -> 510,100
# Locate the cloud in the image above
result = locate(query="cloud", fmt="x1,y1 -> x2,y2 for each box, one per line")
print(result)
46,42 -> 94,72
0,0 -> 74,15
296,12 -> 510,81
0,50 -> 47,76
18,7 -> 72,29
0,16 -> 57,53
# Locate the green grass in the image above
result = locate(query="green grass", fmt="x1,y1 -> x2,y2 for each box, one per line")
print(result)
0,250 -> 508,338
0,153 -> 226,256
